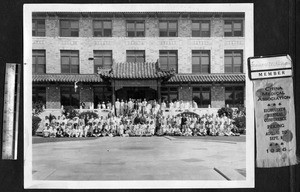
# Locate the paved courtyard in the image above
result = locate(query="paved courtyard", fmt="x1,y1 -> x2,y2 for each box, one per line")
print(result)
32,136 -> 246,180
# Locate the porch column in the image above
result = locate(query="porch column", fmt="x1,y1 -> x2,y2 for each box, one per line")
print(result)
157,80 -> 161,104
112,80 -> 116,106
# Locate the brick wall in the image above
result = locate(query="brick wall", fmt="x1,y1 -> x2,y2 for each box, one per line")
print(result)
33,16 -> 245,75
46,86 -> 61,109
211,84 -> 225,108
178,19 -> 191,37
79,17 -> 93,37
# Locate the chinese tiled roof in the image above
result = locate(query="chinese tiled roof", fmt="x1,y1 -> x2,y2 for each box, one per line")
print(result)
167,73 -> 245,83
32,74 -> 103,83
98,62 -> 175,79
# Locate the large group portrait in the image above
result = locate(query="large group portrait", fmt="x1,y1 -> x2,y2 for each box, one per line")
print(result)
23,3 -> 254,189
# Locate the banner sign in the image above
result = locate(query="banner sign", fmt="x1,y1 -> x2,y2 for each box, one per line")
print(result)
248,55 -> 293,80
249,55 -> 298,167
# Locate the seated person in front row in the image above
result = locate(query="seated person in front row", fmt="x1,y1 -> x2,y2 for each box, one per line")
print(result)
43,123 -> 51,137
93,124 -> 101,137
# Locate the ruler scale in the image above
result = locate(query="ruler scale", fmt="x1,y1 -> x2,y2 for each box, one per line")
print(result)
2,63 -> 21,160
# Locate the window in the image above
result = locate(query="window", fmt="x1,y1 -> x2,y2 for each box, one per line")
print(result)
159,21 -> 177,37
32,87 -> 46,106
192,20 -> 210,37
94,87 -> 112,107
224,50 -> 243,73
126,21 -> 145,37
126,50 -> 145,63
32,19 -> 45,36
161,87 -> 178,103
61,87 -> 80,108
32,50 -> 46,74
225,86 -> 244,107
94,50 -> 112,73
192,50 -> 210,73
61,50 -> 79,74
60,20 -> 79,37
93,20 -> 112,37
224,20 -> 243,37
159,50 -> 178,72
192,87 -> 211,107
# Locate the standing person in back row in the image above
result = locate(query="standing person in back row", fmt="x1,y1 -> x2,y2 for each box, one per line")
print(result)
115,98 -> 120,116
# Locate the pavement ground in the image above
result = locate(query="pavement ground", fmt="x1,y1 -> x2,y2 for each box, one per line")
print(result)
32,136 -> 246,180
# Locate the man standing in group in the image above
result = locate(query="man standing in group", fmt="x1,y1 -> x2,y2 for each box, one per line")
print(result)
115,98 -> 120,116
128,98 -> 134,113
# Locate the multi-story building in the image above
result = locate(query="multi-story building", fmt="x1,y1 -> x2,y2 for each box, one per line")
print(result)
32,11 -> 245,110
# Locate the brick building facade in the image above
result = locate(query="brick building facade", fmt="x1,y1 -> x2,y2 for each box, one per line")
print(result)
32,12 -> 245,109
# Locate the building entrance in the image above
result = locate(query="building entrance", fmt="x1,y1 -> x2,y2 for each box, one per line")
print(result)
116,87 -> 157,101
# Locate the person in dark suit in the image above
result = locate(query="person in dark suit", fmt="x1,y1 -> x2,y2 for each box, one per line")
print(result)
181,114 -> 187,132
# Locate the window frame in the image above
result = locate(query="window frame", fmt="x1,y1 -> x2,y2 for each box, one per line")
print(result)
32,50 -> 46,74
126,20 -> 145,37
224,20 -> 244,37
192,50 -> 210,73
191,20 -> 211,37
192,87 -> 211,108
93,20 -> 112,37
93,50 -> 113,73
93,86 -> 112,107
224,50 -> 243,73
32,87 -> 46,106
225,86 -> 244,107
126,50 -> 146,63
159,20 -> 178,37
161,87 -> 178,103
60,87 -> 80,108
159,50 -> 178,73
60,19 -> 79,37
32,19 -> 46,37
60,50 -> 80,74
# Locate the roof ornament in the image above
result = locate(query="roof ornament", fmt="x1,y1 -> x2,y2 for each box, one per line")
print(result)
74,81 -> 78,92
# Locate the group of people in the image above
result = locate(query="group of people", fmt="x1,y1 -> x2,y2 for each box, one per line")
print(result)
93,98 -> 200,116
41,98 -> 241,138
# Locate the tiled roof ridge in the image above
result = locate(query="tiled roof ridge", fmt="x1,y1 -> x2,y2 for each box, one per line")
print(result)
99,61 -> 174,79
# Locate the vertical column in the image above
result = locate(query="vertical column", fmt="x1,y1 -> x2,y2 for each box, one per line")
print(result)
157,80 -> 161,104
112,80 -> 116,106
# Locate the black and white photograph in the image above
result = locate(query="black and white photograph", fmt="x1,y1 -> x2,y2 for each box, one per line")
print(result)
23,3 -> 254,189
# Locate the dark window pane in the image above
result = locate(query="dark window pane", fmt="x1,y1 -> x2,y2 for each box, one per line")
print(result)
192,22 -> 200,30
71,31 -> 79,37
94,31 -> 102,37
36,65 -> 45,74
61,29 -> 70,37
136,31 -> 144,37
127,31 -> 135,37
61,65 -> 70,73
94,21 -> 102,29
61,20 -> 70,28
127,57 -> 135,63
159,31 -> 168,37
103,21 -> 112,29
136,57 -> 145,63
103,29 -> 111,37
159,22 -> 168,29
61,57 -> 69,65
169,31 -> 177,37
192,65 -> 200,73
169,22 -> 177,30
70,21 -> 79,28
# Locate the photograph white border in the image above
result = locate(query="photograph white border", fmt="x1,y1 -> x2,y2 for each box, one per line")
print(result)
24,3 -> 254,189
